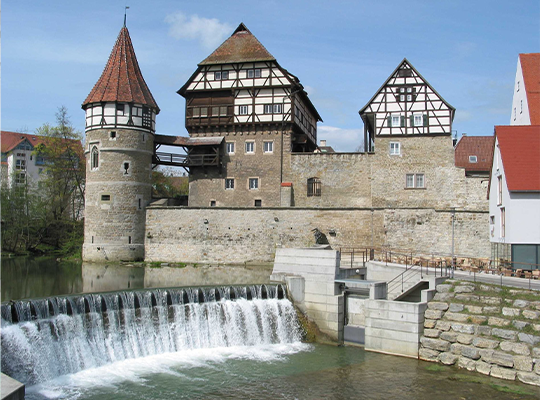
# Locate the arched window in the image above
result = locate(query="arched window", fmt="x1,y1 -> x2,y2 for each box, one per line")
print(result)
91,146 -> 99,170
307,177 -> 321,197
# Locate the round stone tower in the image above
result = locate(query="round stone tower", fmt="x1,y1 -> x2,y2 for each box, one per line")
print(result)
82,25 -> 159,262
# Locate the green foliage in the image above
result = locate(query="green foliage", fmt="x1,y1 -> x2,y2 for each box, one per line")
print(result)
1,107 -> 85,257
152,170 -> 188,198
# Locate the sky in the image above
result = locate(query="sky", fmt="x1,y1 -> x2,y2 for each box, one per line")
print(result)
2,1 -> 539,152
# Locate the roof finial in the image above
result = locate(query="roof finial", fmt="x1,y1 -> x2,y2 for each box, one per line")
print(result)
124,6 -> 130,27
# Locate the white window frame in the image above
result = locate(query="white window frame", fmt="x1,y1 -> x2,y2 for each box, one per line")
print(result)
225,178 -> 235,190
214,71 -> 228,80
263,141 -> 274,153
407,94 -> 412,101
91,146 -> 99,170
389,142 -> 400,155
273,104 -> 282,113
248,177 -> 259,190
226,142 -> 235,154
247,69 -> 261,78
406,173 -> 425,189
500,208 -> 506,238
497,175 -> 503,205
239,105 -> 248,115
469,155 -> 477,163
245,141 -> 255,154
413,114 -> 423,127
391,114 -> 401,127
264,104 -> 273,114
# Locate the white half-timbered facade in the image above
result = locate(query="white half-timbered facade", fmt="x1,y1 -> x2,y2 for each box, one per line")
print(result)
359,59 -> 455,152
179,24 -> 320,151
84,102 -> 156,133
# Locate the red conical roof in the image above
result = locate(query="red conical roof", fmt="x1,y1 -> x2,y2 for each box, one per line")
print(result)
82,27 -> 159,113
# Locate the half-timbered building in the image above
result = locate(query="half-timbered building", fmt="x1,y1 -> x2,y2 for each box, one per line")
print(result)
178,23 -> 322,207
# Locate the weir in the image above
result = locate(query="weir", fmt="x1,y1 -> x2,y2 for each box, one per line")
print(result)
1,284 -> 299,386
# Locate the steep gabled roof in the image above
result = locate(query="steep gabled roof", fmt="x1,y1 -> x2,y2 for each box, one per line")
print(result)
455,136 -> 495,173
1,131 -> 44,153
496,125 -> 540,192
520,53 -> 540,125
199,23 -> 275,65
358,58 -> 455,117
82,26 -> 159,113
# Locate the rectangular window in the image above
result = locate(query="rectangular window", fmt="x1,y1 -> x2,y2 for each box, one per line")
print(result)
116,104 -> 125,115
407,87 -> 412,93
389,142 -> 400,155
307,178 -> 322,197
226,142 -> 235,154
254,199 -> 262,207
414,114 -> 423,127
245,142 -> 255,153
214,71 -> 221,80
212,106 -> 220,116
210,200 -> 216,207
501,208 -> 506,238
273,104 -> 282,113
264,141 -> 273,153
264,104 -> 273,114
200,107 -> 208,117
15,172 -> 26,184
498,175 -> 503,205
249,178 -> 259,190
469,155 -> 477,163
220,106 -> 228,116
415,174 -> 425,188
225,178 -> 235,190
400,95 -> 405,101
247,69 -> 261,78
407,94 -> 412,101
239,105 -> 248,115
392,115 -> 400,127
110,131 -> 117,139
101,194 -> 111,202
406,174 -> 424,188
15,159 -> 26,170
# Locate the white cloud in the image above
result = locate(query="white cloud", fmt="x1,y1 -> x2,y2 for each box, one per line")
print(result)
317,125 -> 364,152
165,12 -> 232,50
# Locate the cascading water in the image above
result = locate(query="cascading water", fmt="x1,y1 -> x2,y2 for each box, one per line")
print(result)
1,284 -> 302,386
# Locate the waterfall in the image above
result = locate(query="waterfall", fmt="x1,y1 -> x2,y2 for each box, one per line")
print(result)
1,284 -> 301,386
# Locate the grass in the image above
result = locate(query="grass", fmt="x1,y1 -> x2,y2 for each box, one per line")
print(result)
448,373 -> 536,396
489,383 -> 536,396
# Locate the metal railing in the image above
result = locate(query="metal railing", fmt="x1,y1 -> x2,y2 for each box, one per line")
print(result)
154,152 -> 220,167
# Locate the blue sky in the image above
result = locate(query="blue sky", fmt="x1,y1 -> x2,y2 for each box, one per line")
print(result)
2,1 -> 539,151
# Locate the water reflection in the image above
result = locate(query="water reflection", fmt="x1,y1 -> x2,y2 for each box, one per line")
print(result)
1,257 -> 273,301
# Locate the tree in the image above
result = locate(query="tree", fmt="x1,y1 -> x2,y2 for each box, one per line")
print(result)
1,107 -> 86,255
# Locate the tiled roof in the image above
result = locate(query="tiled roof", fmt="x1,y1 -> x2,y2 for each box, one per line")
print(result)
1,131 -> 44,153
496,125 -> 540,191
520,53 -> 540,125
82,27 -> 159,113
1,131 -> 83,155
454,136 -> 494,172
199,23 -> 275,66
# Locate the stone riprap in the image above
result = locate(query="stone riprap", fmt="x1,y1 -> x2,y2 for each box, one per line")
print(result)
419,281 -> 540,386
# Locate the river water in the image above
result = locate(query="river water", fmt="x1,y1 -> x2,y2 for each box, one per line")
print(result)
2,257 -> 539,399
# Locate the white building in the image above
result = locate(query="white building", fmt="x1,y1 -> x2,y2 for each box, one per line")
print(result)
1,131 -> 48,187
510,53 -> 540,126
489,125 -> 540,270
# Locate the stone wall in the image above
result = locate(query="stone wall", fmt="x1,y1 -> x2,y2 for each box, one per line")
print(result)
419,281 -> 540,387
145,206 -> 489,263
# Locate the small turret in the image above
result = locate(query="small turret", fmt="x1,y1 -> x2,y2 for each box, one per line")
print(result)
82,26 -> 159,262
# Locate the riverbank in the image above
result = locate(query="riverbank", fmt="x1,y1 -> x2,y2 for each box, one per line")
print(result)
420,280 -> 540,386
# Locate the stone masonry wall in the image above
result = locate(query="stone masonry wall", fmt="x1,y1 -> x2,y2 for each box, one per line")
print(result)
419,280 -> 540,387
145,207 -> 489,263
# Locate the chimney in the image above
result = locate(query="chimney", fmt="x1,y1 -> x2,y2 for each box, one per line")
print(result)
320,140 -> 327,147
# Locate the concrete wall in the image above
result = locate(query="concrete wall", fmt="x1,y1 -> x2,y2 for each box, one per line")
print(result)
145,207 -> 489,264
271,248 -> 344,340
365,300 -> 428,358
1,373 -> 24,400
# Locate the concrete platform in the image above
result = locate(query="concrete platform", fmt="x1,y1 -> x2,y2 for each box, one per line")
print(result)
1,373 -> 25,400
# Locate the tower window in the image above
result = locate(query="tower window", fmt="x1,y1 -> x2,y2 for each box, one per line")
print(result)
123,162 -> 130,175
210,200 -> 216,207
101,194 -> 111,201
110,131 -> 117,140
254,199 -> 262,207
91,146 -> 99,170
116,104 -> 125,115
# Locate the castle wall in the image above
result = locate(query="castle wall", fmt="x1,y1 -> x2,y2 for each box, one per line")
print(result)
188,129 -> 291,208
144,206 -> 489,264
